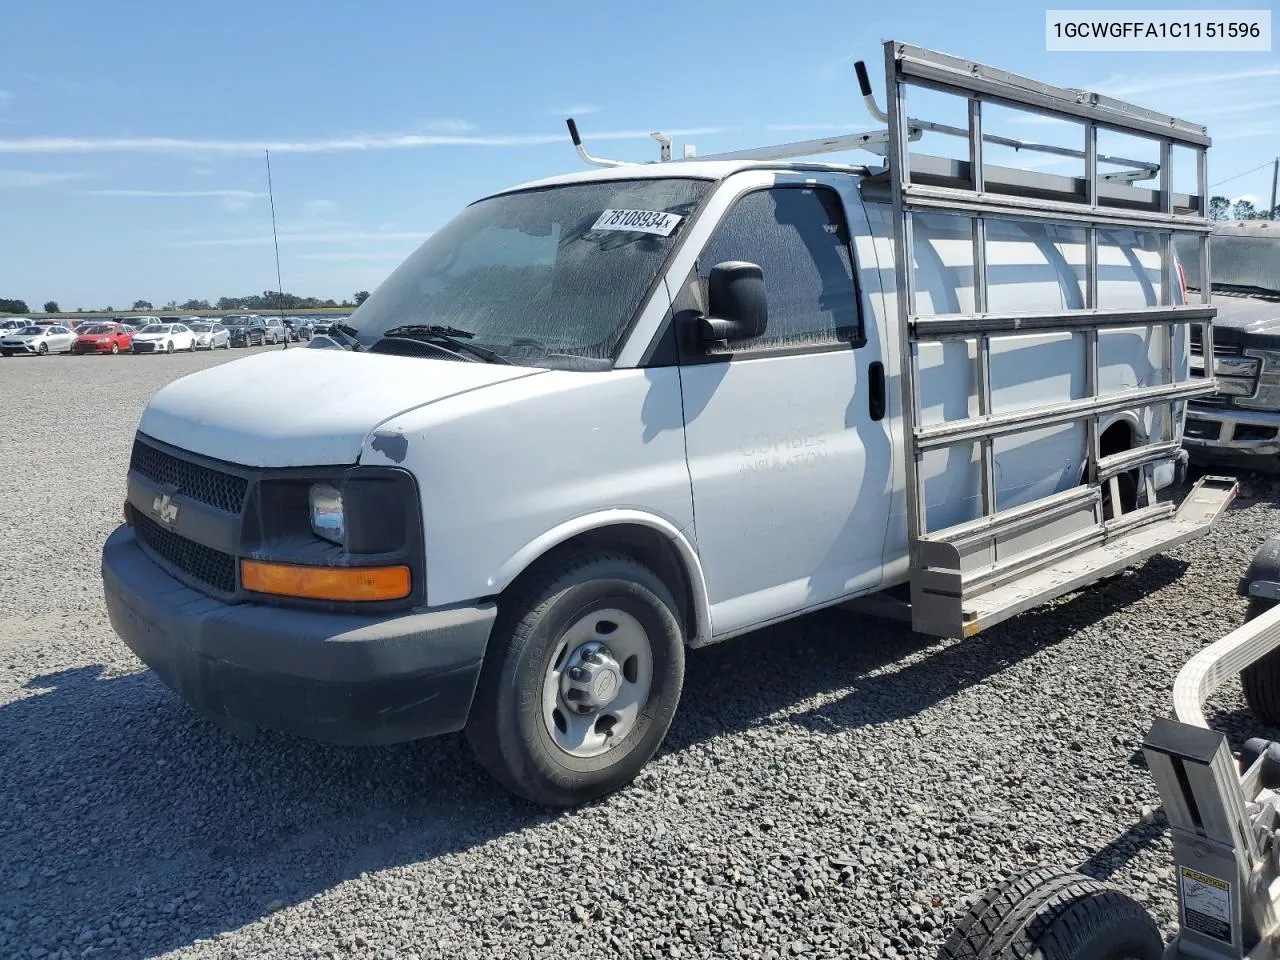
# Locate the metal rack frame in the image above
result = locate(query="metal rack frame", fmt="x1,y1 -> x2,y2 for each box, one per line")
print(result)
565,40 -> 1234,640
877,41 -> 1224,638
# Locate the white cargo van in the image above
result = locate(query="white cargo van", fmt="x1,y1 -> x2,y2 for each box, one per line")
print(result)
102,42 -> 1234,806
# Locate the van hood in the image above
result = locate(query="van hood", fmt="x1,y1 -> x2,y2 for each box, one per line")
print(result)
138,348 -> 544,467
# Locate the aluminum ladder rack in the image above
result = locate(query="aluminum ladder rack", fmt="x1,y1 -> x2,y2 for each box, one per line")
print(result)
878,40 -> 1232,639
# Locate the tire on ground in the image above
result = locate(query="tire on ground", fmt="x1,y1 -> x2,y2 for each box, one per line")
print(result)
1241,597 -> 1280,724
466,549 -> 685,808
941,867 -> 1163,960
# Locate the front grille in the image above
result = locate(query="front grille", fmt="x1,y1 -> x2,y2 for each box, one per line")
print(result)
132,511 -> 237,594
130,439 -> 248,514
1190,327 -> 1241,357
1184,418 -> 1222,440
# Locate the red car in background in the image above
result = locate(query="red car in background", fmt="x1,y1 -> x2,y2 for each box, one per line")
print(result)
72,322 -> 134,355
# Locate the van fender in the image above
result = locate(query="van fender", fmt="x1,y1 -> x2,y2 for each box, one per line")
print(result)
487,509 -> 713,645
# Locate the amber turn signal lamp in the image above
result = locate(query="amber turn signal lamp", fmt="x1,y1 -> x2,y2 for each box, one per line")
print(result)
240,560 -> 411,602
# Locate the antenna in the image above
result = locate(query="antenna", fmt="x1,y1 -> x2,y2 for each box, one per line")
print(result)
265,149 -> 289,349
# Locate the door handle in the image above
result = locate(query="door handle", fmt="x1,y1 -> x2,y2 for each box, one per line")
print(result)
868,361 -> 886,421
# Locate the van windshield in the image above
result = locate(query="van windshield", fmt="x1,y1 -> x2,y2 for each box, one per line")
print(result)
344,177 -> 709,366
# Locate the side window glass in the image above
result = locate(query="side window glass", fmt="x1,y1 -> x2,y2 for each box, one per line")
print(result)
695,186 -> 860,353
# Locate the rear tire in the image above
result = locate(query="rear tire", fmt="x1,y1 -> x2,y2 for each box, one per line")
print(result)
466,550 -> 686,808
942,868 -> 1163,960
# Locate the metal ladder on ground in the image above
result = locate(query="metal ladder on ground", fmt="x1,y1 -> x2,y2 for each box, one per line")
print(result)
878,41 -> 1229,638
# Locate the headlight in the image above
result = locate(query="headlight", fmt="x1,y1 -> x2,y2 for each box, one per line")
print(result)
1237,349 -> 1280,410
309,483 -> 345,545
1246,349 -> 1280,369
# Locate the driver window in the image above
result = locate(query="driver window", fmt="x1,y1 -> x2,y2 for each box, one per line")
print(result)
695,185 -> 861,354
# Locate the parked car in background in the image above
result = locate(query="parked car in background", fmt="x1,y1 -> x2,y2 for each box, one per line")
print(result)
1,324 -> 76,356
282,317 -> 313,342
262,316 -> 287,344
72,320 -> 102,333
0,319 -> 30,336
125,316 -> 161,327
72,322 -> 134,355
131,322 -> 196,354
223,316 -> 267,347
188,321 -> 231,350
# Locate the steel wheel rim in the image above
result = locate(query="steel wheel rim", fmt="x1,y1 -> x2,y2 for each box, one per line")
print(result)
541,607 -> 653,759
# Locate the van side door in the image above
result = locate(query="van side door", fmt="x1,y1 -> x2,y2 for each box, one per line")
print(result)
673,172 -> 894,638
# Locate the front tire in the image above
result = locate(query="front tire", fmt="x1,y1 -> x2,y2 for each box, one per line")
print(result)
111,342 -> 119,354
942,868 -> 1163,960
166,341 -> 174,354
37,343 -> 48,355
466,550 -> 686,808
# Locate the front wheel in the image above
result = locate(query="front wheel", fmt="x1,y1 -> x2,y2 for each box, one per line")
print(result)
37,343 -> 48,355
111,342 -> 119,354
943,868 -> 1163,960
166,341 -> 174,354
466,550 -> 686,808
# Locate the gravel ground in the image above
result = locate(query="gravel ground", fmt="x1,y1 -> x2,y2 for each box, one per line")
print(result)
1,345 -> 1278,960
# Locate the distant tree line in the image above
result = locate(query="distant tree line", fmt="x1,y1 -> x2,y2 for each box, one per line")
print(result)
0,291 -> 369,316
1210,196 -> 1279,221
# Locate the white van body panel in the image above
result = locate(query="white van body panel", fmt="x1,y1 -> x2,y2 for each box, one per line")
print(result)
138,348 -> 541,467
360,366 -> 697,615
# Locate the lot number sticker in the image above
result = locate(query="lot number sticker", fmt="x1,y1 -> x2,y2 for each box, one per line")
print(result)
591,209 -> 683,236
1180,867 -> 1233,944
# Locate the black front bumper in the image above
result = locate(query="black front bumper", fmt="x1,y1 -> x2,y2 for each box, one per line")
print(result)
102,525 -> 496,745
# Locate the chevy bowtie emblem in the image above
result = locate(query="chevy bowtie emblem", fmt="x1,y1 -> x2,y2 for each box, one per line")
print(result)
152,493 -> 179,526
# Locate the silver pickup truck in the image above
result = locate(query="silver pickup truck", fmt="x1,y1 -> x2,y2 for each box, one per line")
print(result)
1180,221 -> 1280,467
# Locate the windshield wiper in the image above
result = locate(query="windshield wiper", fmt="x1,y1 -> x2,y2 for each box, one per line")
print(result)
379,324 -> 513,364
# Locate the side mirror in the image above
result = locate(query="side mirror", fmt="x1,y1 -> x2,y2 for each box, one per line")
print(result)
698,261 -> 767,344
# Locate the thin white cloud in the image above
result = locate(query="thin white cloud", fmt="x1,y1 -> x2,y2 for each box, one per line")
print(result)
0,168 -> 86,187
303,199 -> 339,216
1234,193 -> 1261,206
1098,67 -> 1280,98
179,230 -> 430,247
550,104 -> 599,116
86,188 -> 266,198
765,123 -> 861,133
1217,123 -> 1280,142
0,127 -> 726,155
1196,99 -> 1280,118
294,250 -> 415,261
424,118 -> 477,134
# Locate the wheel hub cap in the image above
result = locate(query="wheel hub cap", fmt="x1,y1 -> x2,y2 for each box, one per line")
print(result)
541,607 -> 654,759
561,642 -> 622,713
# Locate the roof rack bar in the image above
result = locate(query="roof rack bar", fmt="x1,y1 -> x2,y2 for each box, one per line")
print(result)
854,61 -> 1159,177
892,42 -> 1211,146
688,129 -> 903,163
565,118 -> 632,168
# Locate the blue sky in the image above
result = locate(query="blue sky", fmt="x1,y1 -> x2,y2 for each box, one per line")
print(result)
1,0 -> 1277,310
